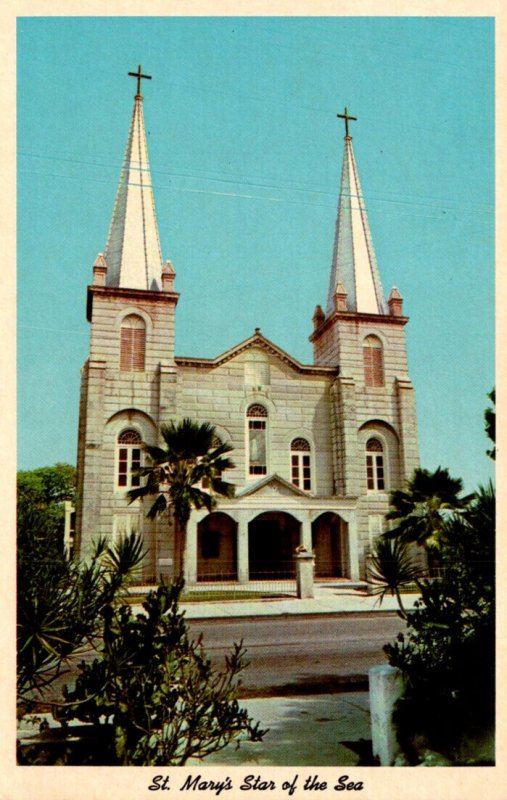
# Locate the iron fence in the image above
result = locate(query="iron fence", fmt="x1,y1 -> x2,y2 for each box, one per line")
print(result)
313,559 -> 350,580
191,560 -> 297,597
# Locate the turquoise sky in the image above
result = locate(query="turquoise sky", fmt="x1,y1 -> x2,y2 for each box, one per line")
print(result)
17,16 -> 494,490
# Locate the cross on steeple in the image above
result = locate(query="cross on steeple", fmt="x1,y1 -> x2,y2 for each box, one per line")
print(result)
337,107 -> 357,138
128,64 -> 152,97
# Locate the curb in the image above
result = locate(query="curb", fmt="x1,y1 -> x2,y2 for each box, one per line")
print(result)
239,674 -> 369,699
183,608 -> 402,622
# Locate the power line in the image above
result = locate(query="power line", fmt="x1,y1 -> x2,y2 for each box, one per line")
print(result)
18,150 -> 493,213
18,167 -> 494,225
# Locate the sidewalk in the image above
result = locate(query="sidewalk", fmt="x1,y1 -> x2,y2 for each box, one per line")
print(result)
186,692 -> 372,766
179,585 -> 417,620
19,692 -> 375,767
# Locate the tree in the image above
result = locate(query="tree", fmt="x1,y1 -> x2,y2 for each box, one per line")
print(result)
128,419 -> 236,576
484,388 -> 495,460
17,463 -> 76,554
379,482 -> 495,764
50,581 -> 266,765
385,466 -> 470,551
17,463 -> 76,507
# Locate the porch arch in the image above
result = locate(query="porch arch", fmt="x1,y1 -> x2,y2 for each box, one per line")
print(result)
311,512 -> 349,578
248,511 -> 300,579
197,512 -> 238,581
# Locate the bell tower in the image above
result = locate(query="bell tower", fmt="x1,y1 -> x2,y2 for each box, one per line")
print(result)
75,68 -> 179,580
310,109 -> 419,506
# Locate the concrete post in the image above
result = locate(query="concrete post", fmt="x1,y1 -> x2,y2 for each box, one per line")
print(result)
237,513 -> 249,584
347,517 -> 360,580
294,551 -> 315,599
184,516 -> 198,584
369,665 -> 405,765
300,516 -> 313,550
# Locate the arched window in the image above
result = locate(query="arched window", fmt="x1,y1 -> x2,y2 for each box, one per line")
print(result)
363,335 -> 384,387
291,438 -> 311,491
117,429 -> 143,489
120,314 -> 146,372
366,437 -> 385,491
246,404 -> 268,476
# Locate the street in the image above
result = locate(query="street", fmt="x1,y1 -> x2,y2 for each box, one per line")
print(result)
187,613 -> 404,696
30,611 -> 403,766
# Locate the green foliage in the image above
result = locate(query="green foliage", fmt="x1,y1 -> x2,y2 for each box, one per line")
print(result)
17,463 -> 76,553
484,388 -> 495,460
128,419 -> 236,574
386,466 -> 469,550
18,463 -> 76,506
54,581 -> 266,765
384,483 -> 495,764
18,532 -> 146,709
368,537 -> 422,618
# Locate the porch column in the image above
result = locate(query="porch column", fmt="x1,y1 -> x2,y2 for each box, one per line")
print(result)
300,512 -> 313,551
237,512 -> 249,584
347,516 -> 360,580
185,513 -> 199,585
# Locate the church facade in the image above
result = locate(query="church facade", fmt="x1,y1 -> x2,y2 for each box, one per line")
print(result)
74,78 -> 419,585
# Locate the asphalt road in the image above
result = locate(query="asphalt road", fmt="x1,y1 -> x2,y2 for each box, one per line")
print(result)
38,612 -> 404,705
187,613 -> 404,697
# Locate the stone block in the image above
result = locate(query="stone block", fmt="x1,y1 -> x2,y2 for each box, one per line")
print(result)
369,665 -> 405,766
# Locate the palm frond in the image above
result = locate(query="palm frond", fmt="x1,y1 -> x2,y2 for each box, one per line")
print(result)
106,533 -> 147,576
146,493 -> 169,520
210,478 -> 236,498
368,536 -> 422,602
127,484 -> 155,504
143,444 -> 170,464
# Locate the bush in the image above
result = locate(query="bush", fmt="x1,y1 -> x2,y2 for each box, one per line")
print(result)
384,484 -> 495,764
52,580 -> 266,765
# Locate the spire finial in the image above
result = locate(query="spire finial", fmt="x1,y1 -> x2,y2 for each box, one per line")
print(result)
128,64 -> 152,98
337,106 -> 357,138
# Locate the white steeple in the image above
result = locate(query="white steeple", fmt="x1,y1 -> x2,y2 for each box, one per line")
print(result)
104,66 -> 163,291
327,110 -> 387,316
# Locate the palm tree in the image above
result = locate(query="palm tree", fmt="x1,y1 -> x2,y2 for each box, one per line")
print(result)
385,466 -> 470,551
128,419 -> 236,578
484,388 -> 495,460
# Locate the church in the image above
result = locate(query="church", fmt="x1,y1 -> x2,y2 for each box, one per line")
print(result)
74,69 -> 419,586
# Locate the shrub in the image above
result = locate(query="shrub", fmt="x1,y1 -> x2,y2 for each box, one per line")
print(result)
384,484 -> 495,764
52,580 -> 266,765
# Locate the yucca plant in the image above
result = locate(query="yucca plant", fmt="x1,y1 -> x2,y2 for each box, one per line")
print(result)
368,536 -> 423,618
18,532 -> 146,709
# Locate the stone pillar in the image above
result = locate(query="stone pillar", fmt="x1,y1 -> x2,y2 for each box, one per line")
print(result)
77,359 -> 106,560
185,515 -> 198,585
295,552 -> 315,599
396,378 -> 420,482
159,364 -> 178,420
346,516 -> 360,580
237,513 -> 249,584
300,515 -> 313,551
331,377 -> 359,496
369,665 -> 404,766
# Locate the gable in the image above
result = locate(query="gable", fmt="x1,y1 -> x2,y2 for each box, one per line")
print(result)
237,473 -> 308,499
175,332 -> 336,376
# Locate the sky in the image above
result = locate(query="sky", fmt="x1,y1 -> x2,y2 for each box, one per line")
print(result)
17,16 -> 494,491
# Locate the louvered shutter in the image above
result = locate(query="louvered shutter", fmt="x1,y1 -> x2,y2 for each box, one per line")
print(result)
120,315 -> 146,371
